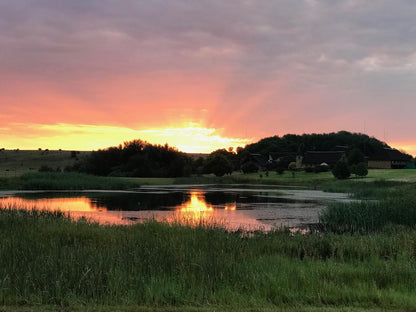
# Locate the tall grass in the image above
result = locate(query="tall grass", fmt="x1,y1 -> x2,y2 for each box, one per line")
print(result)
7,172 -> 142,190
2,207 -> 416,309
320,199 -> 416,233
319,179 -> 416,232
320,179 -> 412,199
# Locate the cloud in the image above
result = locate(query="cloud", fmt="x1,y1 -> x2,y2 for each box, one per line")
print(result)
1,0 -> 416,147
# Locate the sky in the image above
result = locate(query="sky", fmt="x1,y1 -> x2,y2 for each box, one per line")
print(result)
1,0 -> 416,154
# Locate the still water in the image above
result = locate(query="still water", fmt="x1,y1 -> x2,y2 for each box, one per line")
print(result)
0,185 -> 351,231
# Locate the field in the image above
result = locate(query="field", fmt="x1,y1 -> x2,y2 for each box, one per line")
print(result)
0,149 -> 90,177
2,168 -> 416,192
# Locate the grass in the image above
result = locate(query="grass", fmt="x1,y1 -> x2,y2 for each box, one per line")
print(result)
1,172 -> 142,190
320,200 -> 416,233
0,305 -> 400,312
320,181 -> 416,233
0,150 -> 90,178
2,208 -> 416,310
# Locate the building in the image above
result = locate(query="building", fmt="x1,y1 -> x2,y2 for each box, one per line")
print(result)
297,151 -> 346,168
367,148 -> 412,169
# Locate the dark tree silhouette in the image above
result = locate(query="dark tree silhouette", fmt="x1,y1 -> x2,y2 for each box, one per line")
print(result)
332,161 -> 351,180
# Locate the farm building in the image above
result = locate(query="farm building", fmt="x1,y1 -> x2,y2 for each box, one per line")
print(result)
296,151 -> 346,168
367,148 -> 412,169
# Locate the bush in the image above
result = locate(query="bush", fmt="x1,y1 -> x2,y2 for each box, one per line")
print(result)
304,167 -> 314,173
314,164 -> 330,173
276,166 -> 285,174
332,161 -> 350,180
350,162 -> 368,178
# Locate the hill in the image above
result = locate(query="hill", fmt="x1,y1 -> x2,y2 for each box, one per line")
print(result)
243,131 -> 396,157
0,149 -> 90,177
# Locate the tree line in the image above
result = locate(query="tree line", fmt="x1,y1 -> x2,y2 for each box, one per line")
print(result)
68,140 -> 193,177
66,131 -> 413,178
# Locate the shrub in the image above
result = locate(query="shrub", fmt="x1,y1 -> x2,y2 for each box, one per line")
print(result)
276,166 -> 285,174
304,167 -> 314,173
314,164 -> 330,173
332,161 -> 350,179
350,162 -> 368,178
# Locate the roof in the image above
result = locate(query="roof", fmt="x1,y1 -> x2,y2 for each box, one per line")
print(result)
302,151 -> 345,165
368,148 -> 411,162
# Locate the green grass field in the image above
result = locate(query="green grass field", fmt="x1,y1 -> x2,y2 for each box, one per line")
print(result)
0,149 -> 90,177
2,168 -> 416,192
228,168 -> 416,185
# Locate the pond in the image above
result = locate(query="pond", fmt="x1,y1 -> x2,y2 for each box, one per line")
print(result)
0,185 -> 351,231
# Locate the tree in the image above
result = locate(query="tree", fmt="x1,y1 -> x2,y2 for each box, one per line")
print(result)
71,139 -> 193,177
348,148 -> 365,165
203,154 -> 233,177
241,161 -> 258,173
332,161 -> 351,180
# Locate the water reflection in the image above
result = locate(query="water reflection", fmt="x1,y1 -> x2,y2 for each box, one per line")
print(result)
0,196 -> 103,212
0,187 -> 333,231
0,191 -> 247,228
172,192 -> 237,226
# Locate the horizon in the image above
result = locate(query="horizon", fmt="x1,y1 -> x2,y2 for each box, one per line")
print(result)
1,2 -> 416,156
2,130 -> 414,158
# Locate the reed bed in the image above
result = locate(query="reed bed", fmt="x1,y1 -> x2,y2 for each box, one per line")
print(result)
320,180 -> 416,233
6,172 -> 141,190
1,207 -> 416,310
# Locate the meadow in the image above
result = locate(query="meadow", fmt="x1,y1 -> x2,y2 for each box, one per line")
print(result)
0,149 -> 90,178
1,168 -> 414,193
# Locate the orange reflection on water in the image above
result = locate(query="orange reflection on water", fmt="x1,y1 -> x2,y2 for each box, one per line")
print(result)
169,191 -> 236,226
176,192 -> 214,223
224,204 -> 236,210
0,197 -> 103,212
0,192 -> 240,227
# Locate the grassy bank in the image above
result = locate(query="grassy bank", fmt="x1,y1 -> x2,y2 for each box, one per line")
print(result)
0,172 -> 143,190
1,208 -> 416,310
1,168 -> 416,191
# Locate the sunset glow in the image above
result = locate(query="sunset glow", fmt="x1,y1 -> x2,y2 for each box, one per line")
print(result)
1,1 -> 416,155
0,123 -> 251,153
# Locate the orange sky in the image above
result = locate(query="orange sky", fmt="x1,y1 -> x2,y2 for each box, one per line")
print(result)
1,1 -> 416,156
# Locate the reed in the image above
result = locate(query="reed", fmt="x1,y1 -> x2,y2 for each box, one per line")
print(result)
1,207 -> 416,310
8,172 -> 141,190
320,181 -> 416,232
